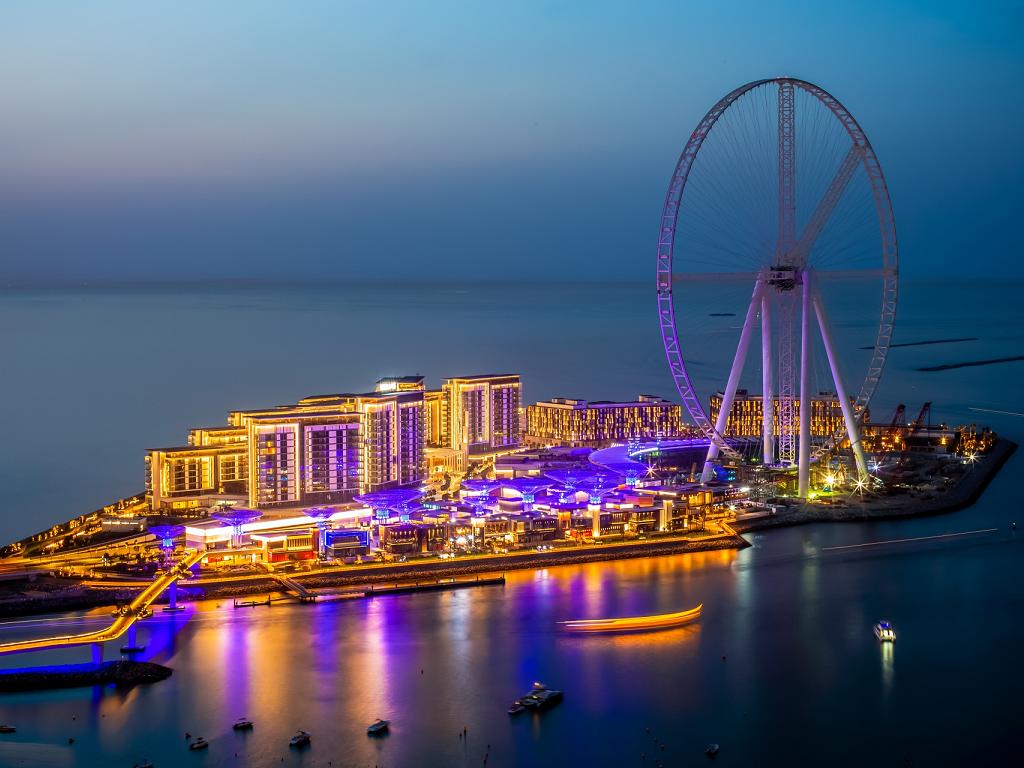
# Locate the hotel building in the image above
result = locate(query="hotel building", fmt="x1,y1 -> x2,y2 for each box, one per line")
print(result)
146,373 -> 522,511
439,374 -> 522,459
146,384 -> 425,512
708,390 -> 851,438
524,395 -> 689,447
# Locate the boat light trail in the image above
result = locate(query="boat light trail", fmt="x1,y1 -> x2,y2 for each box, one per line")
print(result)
968,407 -> 1024,418
821,528 -> 998,552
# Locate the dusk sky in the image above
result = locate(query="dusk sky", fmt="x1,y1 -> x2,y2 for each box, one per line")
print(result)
1,1 -> 1021,282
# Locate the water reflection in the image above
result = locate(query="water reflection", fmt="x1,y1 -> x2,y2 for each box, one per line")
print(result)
881,641 -> 894,695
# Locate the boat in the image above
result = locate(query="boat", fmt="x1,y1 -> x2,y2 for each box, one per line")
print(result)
233,718 -> 253,731
289,730 -> 311,747
507,701 -> 526,715
520,682 -> 563,710
706,743 -> 720,757
0,725 -> 15,734
874,621 -> 896,642
366,719 -> 390,736
560,604 -> 702,633
188,738 -> 208,751
134,762 -> 154,768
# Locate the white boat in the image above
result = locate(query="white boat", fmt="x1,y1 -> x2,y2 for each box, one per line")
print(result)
873,621 -> 896,642
367,719 -> 390,735
188,738 -> 208,751
233,718 -> 253,731
289,730 -> 311,747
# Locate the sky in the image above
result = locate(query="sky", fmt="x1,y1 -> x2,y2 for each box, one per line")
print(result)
0,0 -> 1021,283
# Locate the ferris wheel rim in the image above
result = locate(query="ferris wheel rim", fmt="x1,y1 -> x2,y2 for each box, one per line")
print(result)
656,77 -> 899,461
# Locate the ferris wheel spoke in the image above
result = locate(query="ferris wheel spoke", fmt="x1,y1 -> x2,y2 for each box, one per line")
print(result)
671,266 -> 894,285
777,80 -> 797,261
791,144 -> 862,267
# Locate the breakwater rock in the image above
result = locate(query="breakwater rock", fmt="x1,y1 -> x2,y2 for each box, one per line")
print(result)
0,660 -> 172,693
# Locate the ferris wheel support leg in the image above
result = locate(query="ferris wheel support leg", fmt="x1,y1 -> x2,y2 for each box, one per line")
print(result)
761,294 -> 774,466
811,288 -> 869,482
702,279 -> 766,483
798,272 -> 813,498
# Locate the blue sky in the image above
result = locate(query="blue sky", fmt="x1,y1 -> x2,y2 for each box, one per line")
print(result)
0,1 -> 1021,281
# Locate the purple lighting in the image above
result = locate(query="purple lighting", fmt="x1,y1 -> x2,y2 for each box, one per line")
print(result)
544,468 -> 598,503
148,524 -> 184,560
354,489 -> 422,522
211,508 -> 263,547
303,507 -> 336,558
500,478 -> 553,512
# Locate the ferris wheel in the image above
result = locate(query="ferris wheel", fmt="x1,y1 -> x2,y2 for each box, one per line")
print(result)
655,78 -> 898,496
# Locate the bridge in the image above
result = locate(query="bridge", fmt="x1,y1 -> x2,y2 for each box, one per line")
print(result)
0,549 -> 204,662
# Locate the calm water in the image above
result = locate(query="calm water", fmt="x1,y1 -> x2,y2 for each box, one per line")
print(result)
0,279 -> 1022,766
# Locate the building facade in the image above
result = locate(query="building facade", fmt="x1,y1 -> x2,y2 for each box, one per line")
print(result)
708,390 -> 851,438
525,395 -> 689,447
440,374 -> 522,458
147,384 -> 426,512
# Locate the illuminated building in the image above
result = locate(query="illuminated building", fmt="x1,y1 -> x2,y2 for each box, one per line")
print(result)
525,395 -> 689,447
145,444 -> 249,512
440,374 -> 522,458
423,389 -> 445,448
708,390 -> 852,439
146,382 -> 425,511
374,375 -> 426,393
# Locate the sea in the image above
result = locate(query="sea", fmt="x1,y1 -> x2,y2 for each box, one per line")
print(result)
0,278 -> 1022,766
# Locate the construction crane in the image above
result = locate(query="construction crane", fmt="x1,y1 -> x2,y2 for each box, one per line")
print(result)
875,404 -> 906,470
896,402 -> 932,470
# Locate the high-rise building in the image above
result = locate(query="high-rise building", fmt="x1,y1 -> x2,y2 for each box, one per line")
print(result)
146,383 -> 425,512
708,390 -> 853,438
525,395 -> 689,447
441,374 -> 522,458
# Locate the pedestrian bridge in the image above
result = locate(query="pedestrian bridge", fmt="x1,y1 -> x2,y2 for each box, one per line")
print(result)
0,549 -> 204,657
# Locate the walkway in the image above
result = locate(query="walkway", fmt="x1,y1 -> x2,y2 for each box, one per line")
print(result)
0,549 -> 204,656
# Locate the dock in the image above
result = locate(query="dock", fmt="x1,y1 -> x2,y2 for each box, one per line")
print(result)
272,574 -> 317,603
365,574 -> 505,596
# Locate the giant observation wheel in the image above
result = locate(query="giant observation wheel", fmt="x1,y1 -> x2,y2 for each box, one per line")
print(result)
656,78 -> 898,496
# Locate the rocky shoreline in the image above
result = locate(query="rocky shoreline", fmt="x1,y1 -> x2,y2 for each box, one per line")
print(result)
733,437 -> 1017,533
0,660 -> 172,693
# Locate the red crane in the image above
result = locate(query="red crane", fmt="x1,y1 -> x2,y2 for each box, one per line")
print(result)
896,402 -> 932,469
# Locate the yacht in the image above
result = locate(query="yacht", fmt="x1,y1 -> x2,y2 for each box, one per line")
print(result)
873,621 -> 896,642
233,718 -> 253,731
0,725 -> 16,734
521,682 -> 563,710
289,730 -> 311,748
367,719 -> 390,736
188,738 -> 208,751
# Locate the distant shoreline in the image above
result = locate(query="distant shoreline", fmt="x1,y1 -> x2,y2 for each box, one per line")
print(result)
918,356 -> 1024,372
858,336 -> 978,350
